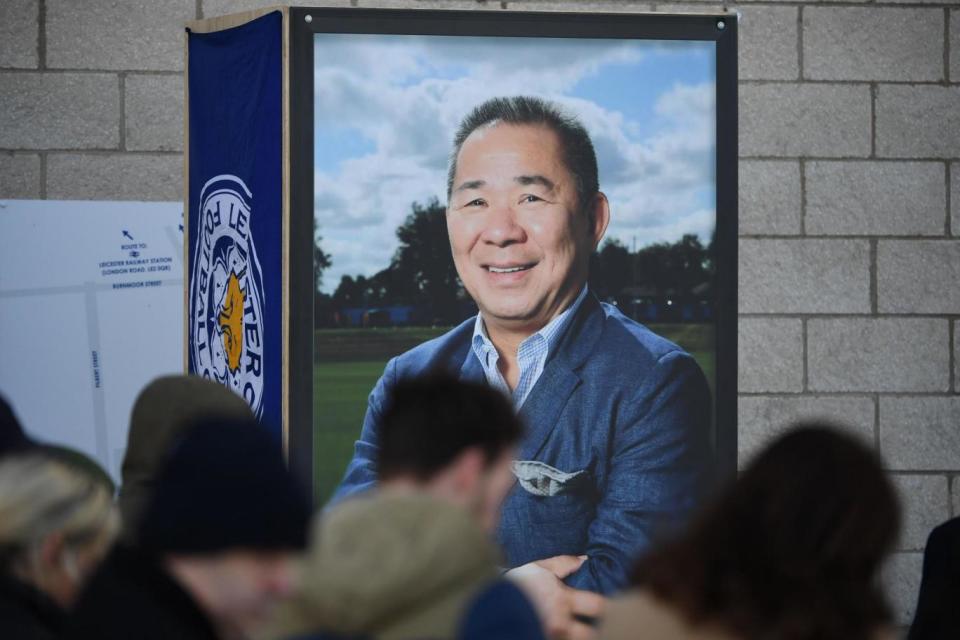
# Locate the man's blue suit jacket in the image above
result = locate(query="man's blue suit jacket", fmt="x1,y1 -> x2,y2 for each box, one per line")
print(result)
331,294 -> 713,594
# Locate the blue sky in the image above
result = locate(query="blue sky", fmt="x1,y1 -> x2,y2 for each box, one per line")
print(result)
314,34 -> 715,294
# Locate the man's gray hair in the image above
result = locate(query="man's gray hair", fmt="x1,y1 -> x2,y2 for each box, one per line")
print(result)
446,96 -> 599,212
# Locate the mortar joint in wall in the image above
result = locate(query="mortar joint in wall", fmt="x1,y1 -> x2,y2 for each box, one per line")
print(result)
947,162 -> 952,237
38,0 -> 46,71
945,7 -> 950,85
950,319 -> 956,394
869,238 -> 878,315
802,317 -> 808,393
870,83 -> 877,159
797,5 -> 804,82
799,160 -> 806,236
119,73 -> 126,152
39,153 -> 46,200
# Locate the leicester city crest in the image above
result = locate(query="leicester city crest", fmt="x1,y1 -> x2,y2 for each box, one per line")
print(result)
190,174 -> 265,418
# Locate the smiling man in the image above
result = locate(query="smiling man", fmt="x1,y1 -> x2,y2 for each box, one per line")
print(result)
332,96 -> 712,630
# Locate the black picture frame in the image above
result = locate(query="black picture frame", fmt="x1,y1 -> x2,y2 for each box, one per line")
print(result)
289,6 -> 738,503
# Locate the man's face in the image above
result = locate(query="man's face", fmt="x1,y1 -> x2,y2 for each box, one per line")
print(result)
194,550 -> 298,633
447,123 -> 609,335
471,448 -> 518,533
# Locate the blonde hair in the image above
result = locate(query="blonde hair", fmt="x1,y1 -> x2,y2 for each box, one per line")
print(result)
0,454 -> 119,573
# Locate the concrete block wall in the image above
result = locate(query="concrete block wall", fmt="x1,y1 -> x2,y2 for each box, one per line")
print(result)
1,0 -> 957,627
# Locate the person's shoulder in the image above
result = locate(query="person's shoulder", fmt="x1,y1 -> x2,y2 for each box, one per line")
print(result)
68,545 -> 218,640
601,590 -> 737,640
389,316 -> 477,376
593,302 -> 694,367
924,515 -> 960,556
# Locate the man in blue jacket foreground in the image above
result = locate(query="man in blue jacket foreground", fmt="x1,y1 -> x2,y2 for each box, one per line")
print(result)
333,96 -> 713,636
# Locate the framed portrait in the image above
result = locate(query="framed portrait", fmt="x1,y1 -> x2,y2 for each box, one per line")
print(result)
288,8 -> 737,505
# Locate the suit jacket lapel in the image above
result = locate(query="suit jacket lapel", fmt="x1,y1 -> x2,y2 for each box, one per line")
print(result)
458,345 -> 486,383
517,294 -> 605,461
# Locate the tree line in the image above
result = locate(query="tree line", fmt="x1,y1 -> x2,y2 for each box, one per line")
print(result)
315,198 -> 714,327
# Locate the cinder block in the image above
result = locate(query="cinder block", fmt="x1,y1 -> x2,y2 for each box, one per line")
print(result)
738,6 -> 798,81
740,84 -> 871,158
0,153 -> 41,199
500,1 -> 655,11
882,552 -> 923,627
204,0 -> 351,17
650,4 -> 726,14
46,153 -> 182,201
955,319 -> 959,394
809,319 -> 949,393
738,318 -> 803,393
806,162 -> 945,236
803,8 -> 943,82
0,73 -> 119,150
892,475 -> 950,551
880,397 -> 960,470
0,0 -> 38,68
737,395 -> 875,466
879,241 -> 960,314
46,0 -> 193,71
739,239 -> 870,313
877,86 -> 960,159
738,160 -> 801,235
126,75 -> 183,152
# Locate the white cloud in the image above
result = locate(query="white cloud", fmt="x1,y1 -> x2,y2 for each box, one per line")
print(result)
313,37 -> 715,293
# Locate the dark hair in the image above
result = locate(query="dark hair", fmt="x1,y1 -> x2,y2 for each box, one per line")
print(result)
376,374 -> 523,482
631,425 -> 900,640
446,96 -> 599,212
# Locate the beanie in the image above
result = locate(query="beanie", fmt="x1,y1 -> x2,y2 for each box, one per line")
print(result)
138,417 -> 309,554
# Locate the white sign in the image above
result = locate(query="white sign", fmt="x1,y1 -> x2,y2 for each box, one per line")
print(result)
0,200 -> 184,483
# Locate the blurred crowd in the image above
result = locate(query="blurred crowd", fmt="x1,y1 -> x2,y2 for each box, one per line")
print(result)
0,374 -> 955,640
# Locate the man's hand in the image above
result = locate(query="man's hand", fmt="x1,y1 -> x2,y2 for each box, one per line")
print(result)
506,555 -> 606,640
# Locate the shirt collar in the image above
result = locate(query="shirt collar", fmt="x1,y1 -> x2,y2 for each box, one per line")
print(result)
471,284 -> 589,358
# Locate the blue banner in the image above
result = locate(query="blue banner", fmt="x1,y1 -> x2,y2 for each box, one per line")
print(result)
187,12 -> 283,438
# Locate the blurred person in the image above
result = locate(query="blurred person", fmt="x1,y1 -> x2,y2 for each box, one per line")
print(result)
600,425 -> 900,640
0,393 -> 33,457
66,417 -> 310,640
268,375 -> 550,640
908,516 -> 960,639
0,454 -> 120,639
0,393 -> 115,493
117,374 -> 254,540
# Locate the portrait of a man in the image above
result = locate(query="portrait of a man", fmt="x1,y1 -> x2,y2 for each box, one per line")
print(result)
309,32 -> 721,606
330,96 -> 713,594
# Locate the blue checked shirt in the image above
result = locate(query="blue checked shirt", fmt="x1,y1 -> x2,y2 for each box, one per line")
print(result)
471,286 -> 590,409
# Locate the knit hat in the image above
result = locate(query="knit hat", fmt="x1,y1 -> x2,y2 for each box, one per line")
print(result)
138,417 -> 309,554
118,375 -> 255,538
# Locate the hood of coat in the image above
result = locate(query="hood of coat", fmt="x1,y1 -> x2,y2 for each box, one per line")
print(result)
117,375 -> 254,539
268,491 -> 500,639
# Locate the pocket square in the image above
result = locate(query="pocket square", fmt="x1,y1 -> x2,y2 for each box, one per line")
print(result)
512,460 -> 587,497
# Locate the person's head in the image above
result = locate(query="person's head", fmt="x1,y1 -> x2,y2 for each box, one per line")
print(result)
446,97 -> 610,336
0,393 -> 34,457
0,454 -> 119,608
376,374 -> 523,532
118,374 -> 254,538
631,425 -> 900,640
138,416 -> 309,636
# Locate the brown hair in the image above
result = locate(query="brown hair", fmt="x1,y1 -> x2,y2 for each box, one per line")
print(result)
631,425 -> 899,640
